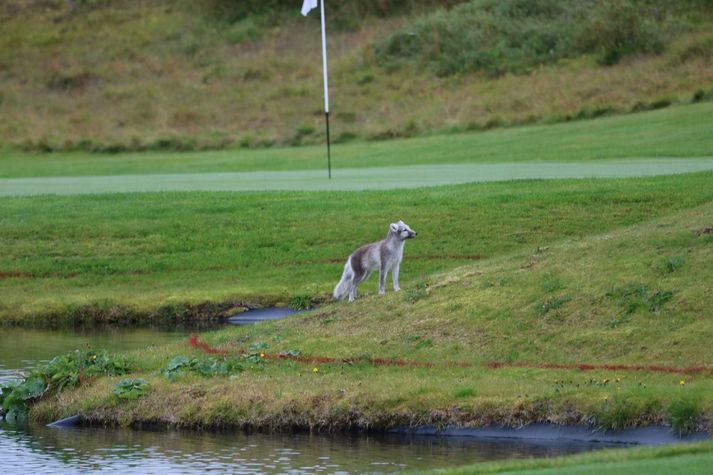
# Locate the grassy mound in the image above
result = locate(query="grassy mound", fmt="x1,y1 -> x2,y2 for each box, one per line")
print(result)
23,181 -> 713,433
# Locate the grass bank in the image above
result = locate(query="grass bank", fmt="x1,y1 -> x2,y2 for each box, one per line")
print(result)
2,171 -> 713,325
411,440 -> 713,475
20,186 -> 713,434
1,1 -> 712,151
2,102 -> 713,179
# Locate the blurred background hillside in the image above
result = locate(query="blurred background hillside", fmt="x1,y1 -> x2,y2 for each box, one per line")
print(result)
1,0 -> 712,153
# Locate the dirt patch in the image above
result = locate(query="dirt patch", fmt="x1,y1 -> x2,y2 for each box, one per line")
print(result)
696,226 -> 713,236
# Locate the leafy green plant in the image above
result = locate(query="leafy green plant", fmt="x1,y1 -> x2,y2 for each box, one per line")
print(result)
191,357 -> 244,377
289,294 -> 314,310
162,355 -> 192,381
162,355 -> 245,380
0,377 -> 45,421
42,349 -> 132,391
114,378 -> 150,400
0,349 -> 133,420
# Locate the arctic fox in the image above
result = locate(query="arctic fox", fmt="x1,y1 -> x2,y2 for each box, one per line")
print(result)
333,220 -> 417,302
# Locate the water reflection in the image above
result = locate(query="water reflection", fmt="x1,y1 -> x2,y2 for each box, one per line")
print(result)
0,308 -> 297,374
0,422 -> 610,474
0,321 -> 231,370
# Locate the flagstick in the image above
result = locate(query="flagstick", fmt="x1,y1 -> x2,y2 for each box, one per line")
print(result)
320,0 -> 331,179
325,111 -> 332,179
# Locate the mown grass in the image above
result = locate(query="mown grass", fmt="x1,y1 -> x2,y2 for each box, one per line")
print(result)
27,198 -> 713,433
1,101 -> 713,179
0,1 -> 712,151
2,171 -> 713,324
410,440 -> 713,475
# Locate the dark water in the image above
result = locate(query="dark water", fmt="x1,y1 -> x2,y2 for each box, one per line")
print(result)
0,423 -> 611,474
0,310 -> 614,474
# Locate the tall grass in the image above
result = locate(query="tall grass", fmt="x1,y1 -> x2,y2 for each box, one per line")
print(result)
0,0 -> 712,152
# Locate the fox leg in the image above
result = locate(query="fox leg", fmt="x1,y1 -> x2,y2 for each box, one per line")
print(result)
392,261 -> 401,292
348,282 -> 357,302
379,265 -> 388,295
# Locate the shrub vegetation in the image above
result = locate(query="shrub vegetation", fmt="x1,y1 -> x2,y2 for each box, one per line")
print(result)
375,0 -> 697,76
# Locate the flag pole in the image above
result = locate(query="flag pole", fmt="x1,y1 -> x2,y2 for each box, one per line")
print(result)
319,0 -> 331,179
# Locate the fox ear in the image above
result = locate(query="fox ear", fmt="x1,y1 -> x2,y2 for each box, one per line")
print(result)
390,223 -> 399,233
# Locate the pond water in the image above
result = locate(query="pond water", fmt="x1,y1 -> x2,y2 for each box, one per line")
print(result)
0,310 -> 618,474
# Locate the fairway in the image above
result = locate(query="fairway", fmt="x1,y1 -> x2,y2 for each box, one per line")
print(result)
2,158 -> 713,196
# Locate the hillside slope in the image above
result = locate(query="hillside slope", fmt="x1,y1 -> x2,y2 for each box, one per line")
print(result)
29,197 -> 713,432
0,0 -> 712,152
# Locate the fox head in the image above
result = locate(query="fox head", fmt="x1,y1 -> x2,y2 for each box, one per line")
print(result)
389,220 -> 417,240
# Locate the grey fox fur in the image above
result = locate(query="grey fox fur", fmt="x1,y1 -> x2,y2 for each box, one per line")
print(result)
333,220 -> 417,302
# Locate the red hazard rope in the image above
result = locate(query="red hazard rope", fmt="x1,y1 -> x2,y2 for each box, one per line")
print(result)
188,335 -> 711,375
189,335 -> 228,354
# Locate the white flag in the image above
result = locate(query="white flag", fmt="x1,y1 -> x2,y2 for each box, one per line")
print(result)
301,0 -> 318,16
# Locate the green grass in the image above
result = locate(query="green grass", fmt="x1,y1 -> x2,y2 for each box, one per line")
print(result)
3,159 -> 713,196
2,171 -> 713,324
1,102 -> 713,179
411,441 -> 713,474
19,177 -> 713,435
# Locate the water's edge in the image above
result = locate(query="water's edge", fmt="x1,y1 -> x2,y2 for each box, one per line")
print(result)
47,414 -> 711,445
47,415 -> 709,447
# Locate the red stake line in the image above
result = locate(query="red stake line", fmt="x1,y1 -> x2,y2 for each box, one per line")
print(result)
188,335 -> 712,375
